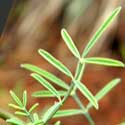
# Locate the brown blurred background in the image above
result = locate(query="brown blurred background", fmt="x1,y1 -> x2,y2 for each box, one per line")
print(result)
0,0 -> 125,125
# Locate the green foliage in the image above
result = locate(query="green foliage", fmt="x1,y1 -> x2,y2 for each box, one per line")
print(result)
6,118 -> 24,125
53,109 -> 83,118
31,73 -> 61,102
32,90 -> 66,98
61,29 -> 80,59
86,78 -> 121,110
73,80 -> 98,109
85,57 -> 124,67
82,7 -> 121,57
38,49 -> 73,78
42,102 -> 61,123
5,6 -> 124,125
21,64 -> 69,90
7,91 -> 40,125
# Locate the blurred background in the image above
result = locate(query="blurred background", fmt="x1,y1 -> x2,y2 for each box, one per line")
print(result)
0,0 -> 125,125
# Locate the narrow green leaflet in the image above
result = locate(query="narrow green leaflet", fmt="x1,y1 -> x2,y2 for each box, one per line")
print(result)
87,78 -> 121,110
82,7 -> 121,57
23,90 -> 27,107
73,80 -> 98,109
9,103 -> 23,110
61,29 -> 80,59
31,73 -> 61,101
15,111 -> 27,116
6,118 -> 24,125
32,90 -> 66,98
85,57 -> 125,67
38,49 -> 73,78
10,91 -> 23,107
29,103 -> 39,113
96,78 -> 121,100
42,102 -> 61,123
21,64 -> 69,90
53,109 -> 83,118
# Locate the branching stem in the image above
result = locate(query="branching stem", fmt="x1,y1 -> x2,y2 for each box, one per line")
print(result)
44,59 -> 94,125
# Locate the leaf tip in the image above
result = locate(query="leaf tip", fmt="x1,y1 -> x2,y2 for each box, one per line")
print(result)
61,28 -> 66,33
93,99 -> 99,110
116,6 -> 122,12
20,64 -> 25,68
35,102 -> 39,107
9,90 -> 13,94
61,28 -> 67,39
119,62 -> 125,67
30,73 -> 36,77
95,103 -> 99,110
23,90 -> 27,94
115,78 -> 121,83
38,49 -> 43,54
122,63 -> 125,67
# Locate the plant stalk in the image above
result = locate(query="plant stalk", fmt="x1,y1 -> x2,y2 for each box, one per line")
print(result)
24,108 -> 34,123
73,93 -> 95,125
43,81 -> 75,124
43,58 -> 95,125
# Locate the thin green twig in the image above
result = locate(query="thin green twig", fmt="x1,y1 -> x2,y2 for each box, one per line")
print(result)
73,93 -> 95,125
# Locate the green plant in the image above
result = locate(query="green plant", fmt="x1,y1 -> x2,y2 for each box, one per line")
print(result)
0,7 -> 124,125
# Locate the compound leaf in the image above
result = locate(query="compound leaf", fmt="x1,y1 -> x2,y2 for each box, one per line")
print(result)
10,91 -> 23,107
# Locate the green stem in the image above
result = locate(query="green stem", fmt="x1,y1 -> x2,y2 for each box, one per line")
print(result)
73,93 -> 95,125
43,58 -> 91,125
72,60 -> 95,125
72,61 -> 85,93
24,108 -> 34,123
73,93 -> 86,111
44,81 -> 74,125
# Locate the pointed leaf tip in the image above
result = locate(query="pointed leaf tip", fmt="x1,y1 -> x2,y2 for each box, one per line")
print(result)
20,64 -> 23,68
87,78 -> 121,110
82,7 -> 122,57
10,90 -> 23,107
